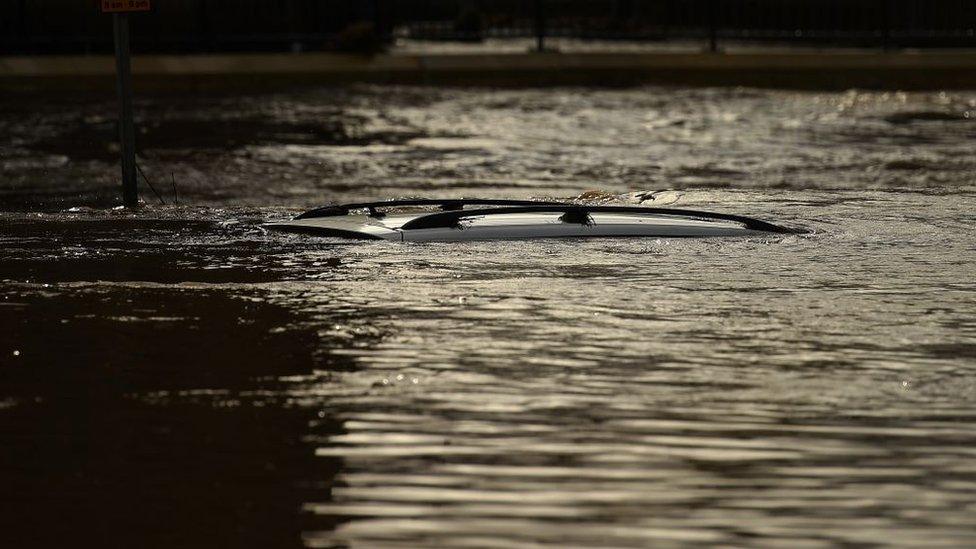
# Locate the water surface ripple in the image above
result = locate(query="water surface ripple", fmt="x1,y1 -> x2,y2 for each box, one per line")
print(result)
1,86 -> 975,548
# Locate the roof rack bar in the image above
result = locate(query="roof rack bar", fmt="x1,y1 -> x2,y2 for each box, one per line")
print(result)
294,198 -> 575,220
399,205 -> 801,234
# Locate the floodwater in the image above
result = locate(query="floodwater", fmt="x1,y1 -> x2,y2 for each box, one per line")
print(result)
2,86 -> 976,548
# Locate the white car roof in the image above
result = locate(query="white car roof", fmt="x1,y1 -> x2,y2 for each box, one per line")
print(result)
265,199 -> 801,242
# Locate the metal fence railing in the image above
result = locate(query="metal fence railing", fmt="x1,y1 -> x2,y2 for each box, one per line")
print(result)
396,0 -> 976,52
2,0 -> 975,55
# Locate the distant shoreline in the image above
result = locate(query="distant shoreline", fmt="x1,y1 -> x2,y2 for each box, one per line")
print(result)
4,50 -> 976,90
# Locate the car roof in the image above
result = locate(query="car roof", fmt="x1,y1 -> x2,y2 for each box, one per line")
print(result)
265,198 -> 803,241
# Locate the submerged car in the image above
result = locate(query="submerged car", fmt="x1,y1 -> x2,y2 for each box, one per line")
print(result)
264,198 -> 802,242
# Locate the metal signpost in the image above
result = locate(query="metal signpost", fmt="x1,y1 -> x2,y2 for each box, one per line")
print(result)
101,0 -> 151,207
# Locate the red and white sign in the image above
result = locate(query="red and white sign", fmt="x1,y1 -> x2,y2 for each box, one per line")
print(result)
100,0 -> 151,13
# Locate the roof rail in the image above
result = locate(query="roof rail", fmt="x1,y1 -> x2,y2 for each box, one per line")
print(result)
295,198 -> 574,220
400,205 -> 801,234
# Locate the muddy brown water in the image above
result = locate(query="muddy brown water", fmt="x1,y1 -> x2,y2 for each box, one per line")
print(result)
1,86 -> 975,548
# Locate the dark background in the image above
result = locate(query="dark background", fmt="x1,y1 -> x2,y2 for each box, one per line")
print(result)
3,0 -> 976,55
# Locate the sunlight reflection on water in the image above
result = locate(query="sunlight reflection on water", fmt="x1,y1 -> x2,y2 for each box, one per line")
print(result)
3,189 -> 975,548
1,85 -> 976,547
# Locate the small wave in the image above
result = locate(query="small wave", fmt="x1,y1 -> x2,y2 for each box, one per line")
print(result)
883,110 -> 968,124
